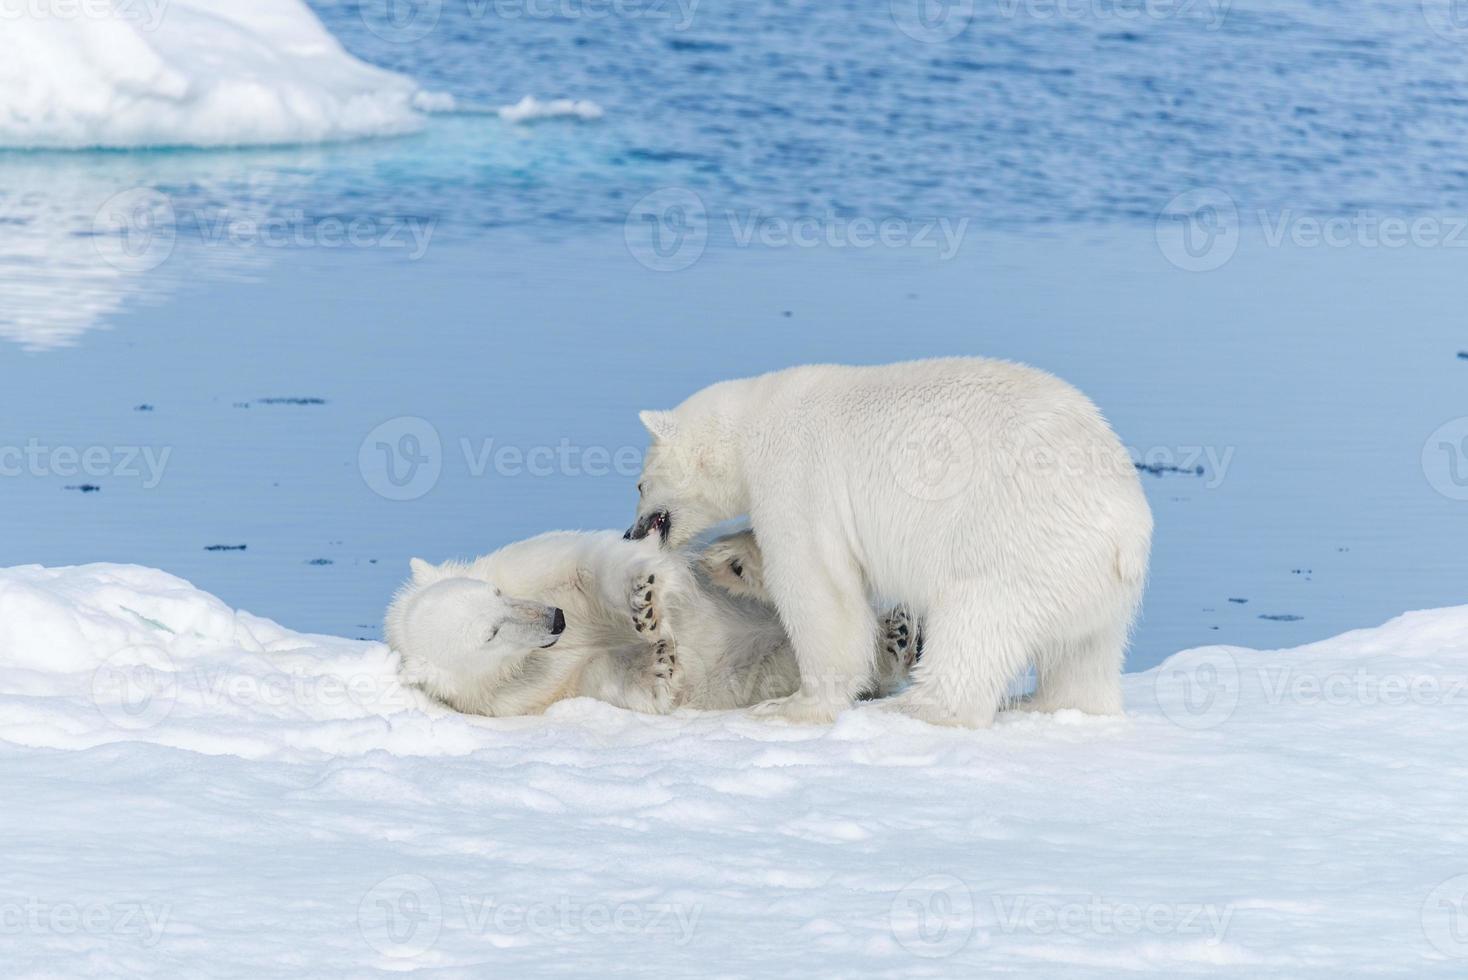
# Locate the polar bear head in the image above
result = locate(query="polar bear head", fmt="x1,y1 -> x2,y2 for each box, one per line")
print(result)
386,559 -> 566,702
627,392 -> 748,549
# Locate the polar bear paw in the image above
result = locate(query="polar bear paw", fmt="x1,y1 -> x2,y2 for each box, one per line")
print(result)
880,605 -> 922,670
649,640 -> 679,713
629,571 -> 664,640
749,692 -> 844,725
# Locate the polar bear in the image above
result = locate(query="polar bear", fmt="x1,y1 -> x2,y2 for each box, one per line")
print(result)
626,357 -> 1153,728
701,529 -> 922,675
386,530 -> 914,718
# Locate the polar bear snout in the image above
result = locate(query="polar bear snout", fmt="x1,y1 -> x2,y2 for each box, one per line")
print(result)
497,595 -> 568,649
530,605 -> 566,647
625,509 -> 671,545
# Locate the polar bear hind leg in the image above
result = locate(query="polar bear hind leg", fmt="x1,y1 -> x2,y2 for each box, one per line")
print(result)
1017,617 -> 1128,716
883,582 -> 1037,728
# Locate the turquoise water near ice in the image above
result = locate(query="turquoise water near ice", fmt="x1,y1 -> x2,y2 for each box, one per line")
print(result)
1,0 -> 1465,666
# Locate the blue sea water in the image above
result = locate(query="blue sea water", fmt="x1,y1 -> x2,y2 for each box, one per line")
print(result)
1,0 -> 1465,668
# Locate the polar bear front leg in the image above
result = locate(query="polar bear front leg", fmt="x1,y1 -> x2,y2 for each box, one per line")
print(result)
749,535 -> 878,724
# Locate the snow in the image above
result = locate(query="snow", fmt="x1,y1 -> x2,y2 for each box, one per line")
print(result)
497,95 -> 604,124
0,0 -> 447,148
2,561 -> 1465,975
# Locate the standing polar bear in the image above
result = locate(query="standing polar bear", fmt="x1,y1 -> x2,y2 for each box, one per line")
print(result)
627,356 -> 1153,728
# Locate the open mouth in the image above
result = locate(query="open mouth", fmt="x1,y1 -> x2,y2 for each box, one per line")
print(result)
624,509 -> 671,544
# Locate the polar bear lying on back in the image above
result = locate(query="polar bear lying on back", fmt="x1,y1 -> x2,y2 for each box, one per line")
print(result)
627,356 -> 1153,728
386,530 -> 914,718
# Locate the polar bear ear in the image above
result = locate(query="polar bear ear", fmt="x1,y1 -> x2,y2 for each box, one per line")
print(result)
408,557 -> 434,583
639,409 -> 679,443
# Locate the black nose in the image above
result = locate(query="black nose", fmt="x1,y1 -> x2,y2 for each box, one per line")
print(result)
627,510 -> 670,543
551,609 -> 566,635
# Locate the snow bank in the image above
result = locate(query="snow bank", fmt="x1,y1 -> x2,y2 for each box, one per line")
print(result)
0,0 -> 446,148
1,562 -> 1465,975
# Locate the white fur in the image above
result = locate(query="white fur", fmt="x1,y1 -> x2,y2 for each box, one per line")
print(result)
629,356 -> 1154,728
385,531 -> 805,717
700,530 -> 914,699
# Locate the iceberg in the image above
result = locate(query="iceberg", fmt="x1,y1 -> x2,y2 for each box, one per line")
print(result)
0,0 -> 446,148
